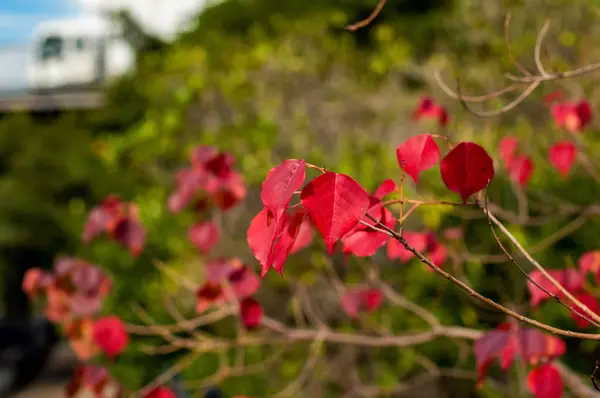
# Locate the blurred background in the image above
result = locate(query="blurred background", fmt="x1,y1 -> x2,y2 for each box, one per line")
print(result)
1,0 -> 600,396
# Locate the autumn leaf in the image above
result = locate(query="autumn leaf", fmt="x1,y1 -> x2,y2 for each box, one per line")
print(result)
92,315 -> 129,359
527,269 -> 583,307
551,100 -> 592,133
188,220 -> 221,254
498,136 -> 519,167
508,155 -> 534,187
440,142 -> 494,203
412,96 -> 449,126
240,297 -> 263,329
549,141 -> 577,177
261,159 -> 306,211
527,364 -> 563,398
301,172 -> 370,254
396,134 -> 441,184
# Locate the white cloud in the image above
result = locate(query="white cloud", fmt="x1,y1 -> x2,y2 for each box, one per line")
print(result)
74,0 -> 214,39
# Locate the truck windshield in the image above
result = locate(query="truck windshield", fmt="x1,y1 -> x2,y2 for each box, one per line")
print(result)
39,36 -> 63,60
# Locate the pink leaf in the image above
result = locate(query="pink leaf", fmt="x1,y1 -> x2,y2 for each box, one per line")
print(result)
527,364 -> 563,398
440,142 -> 495,203
396,134 -> 441,184
413,96 -> 449,126
300,172 -> 370,254
579,250 -> 600,275
552,101 -> 592,133
549,141 -> 577,177
570,293 -> 599,328
261,159 -> 306,211
188,221 -> 221,254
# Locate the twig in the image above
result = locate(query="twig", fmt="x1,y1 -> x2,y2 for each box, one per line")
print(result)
345,0 -> 387,32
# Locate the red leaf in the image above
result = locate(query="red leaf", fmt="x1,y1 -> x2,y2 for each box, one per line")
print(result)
527,364 -> 563,398
261,159 -> 306,211
543,90 -> 563,106
386,231 -> 428,263
373,179 -> 397,199
188,221 -> 221,254
144,386 -> 177,398
527,269 -> 583,307
92,315 -> 129,359
579,250 -> 600,275
289,210 -> 314,255
549,141 -> 577,177
196,281 -> 224,313
361,288 -> 383,311
440,142 -> 494,203
240,297 -> 263,329
413,96 -> 449,126
247,208 -> 304,277
508,155 -> 534,187
300,172 -> 370,254
342,206 -> 395,257
341,288 -> 383,318
82,195 -> 123,242
474,324 -> 565,386
396,134 -> 441,184
552,101 -> 592,133
228,266 -> 261,300
498,137 -> 518,167
427,240 -> 448,269
570,293 -> 599,328
112,217 -> 146,256
66,318 -> 99,361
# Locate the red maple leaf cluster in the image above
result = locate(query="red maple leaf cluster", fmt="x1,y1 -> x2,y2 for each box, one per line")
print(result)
500,94 -> 593,186
82,195 -> 146,256
168,145 -> 246,213
475,322 -> 565,398
526,251 -> 600,328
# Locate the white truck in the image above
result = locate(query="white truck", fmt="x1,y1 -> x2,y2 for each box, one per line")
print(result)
26,15 -> 135,92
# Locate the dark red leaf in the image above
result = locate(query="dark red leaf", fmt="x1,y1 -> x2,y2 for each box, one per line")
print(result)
474,328 -> 511,385
527,269 -> 583,307
396,134 -> 441,184
498,137 -> 518,168
549,141 -> 577,177
508,155 -> 534,187
82,195 -> 123,242
300,172 -> 370,254
112,217 -> 146,256
92,315 -> 129,359
440,142 -> 495,203
188,221 -> 221,254
527,364 -> 563,398
240,297 -> 263,329
386,231 -> 428,263
190,145 -> 218,169
144,386 -> 177,398
261,159 -> 306,211
196,281 -> 224,313
413,96 -> 449,126
519,328 -> 565,365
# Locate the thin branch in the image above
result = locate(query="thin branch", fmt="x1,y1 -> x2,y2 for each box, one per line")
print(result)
345,0 -> 387,32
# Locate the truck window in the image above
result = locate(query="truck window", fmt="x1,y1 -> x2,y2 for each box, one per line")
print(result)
39,36 -> 63,60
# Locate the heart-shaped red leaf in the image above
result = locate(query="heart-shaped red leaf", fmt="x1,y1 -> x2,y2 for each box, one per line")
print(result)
300,172 -> 370,253
396,134 -> 441,184
92,315 -> 129,359
188,221 -> 221,254
240,297 -> 263,329
440,142 -> 494,203
261,159 -> 306,211
549,141 -> 577,177
508,155 -> 534,187
527,364 -> 563,398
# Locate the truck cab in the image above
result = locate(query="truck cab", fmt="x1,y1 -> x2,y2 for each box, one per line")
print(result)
26,15 -> 135,92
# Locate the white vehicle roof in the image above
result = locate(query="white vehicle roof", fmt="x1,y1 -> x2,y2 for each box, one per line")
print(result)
31,15 -> 119,39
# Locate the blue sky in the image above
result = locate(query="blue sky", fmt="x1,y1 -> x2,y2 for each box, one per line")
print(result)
0,0 -> 79,46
